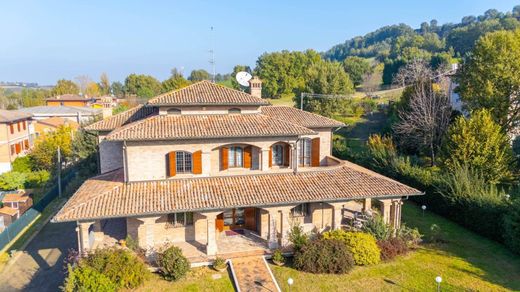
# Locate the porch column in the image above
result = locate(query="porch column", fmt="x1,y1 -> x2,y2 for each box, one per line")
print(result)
77,221 -> 94,254
136,216 -> 160,249
261,148 -> 270,171
93,220 -> 104,243
362,198 -> 372,213
328,202 -> 344,230
267,209 -> 279,248
280,209 -> 291,247
391,200 -> 403,229
380,199 -> 392,225
200,211 -> 221,256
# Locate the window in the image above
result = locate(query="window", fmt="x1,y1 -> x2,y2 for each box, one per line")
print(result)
175,151 -> 192,173
9,124 -> 14,134
17,122 -> 20,132
298,139 -> 312,166
223,208 -> 245,226
291,203 -> 310,217
22,121 -> 26,130
10,145 -> 15,156
228,146 -> 243,168
167,108 -> 181,115
23,139 -> 29,150
166,212 -> 194,228
272,144 -> 284,166
228,108 -> 241,114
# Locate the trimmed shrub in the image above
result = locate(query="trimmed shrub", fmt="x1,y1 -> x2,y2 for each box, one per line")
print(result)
288,224 -> 309,252
323,230 -> 380,265
294,238 -> 354,274
213,257 -> 227,270
377,238 -> 409,261
83,248 -> 149,289
362,215 -> 392,241
156,246 -> 190,281
62,264 -> 117,292
504,198 -> 520,253
272,249 -> 285,265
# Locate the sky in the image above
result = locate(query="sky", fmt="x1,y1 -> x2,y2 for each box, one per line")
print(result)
0,0 -> 519,85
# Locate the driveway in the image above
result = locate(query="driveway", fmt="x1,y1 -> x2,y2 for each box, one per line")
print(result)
0,221 -> 76,292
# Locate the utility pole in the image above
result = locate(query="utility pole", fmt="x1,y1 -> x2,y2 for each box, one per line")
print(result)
57,146 -> 62,198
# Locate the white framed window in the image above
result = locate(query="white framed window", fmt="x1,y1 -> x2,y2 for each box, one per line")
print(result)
176,151 -> 192,173
228,108 -> 241,114
298,139 -> 312,166
272,144 -> 284,166
167,108 -> 181,115
291,203 -> 310,217
229,146 -> 243,168
166,212 -> 194,228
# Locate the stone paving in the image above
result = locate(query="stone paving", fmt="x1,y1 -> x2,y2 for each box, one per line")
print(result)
231,256 -> 280,292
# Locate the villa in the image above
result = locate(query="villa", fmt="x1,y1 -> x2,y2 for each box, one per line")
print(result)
52,80 -> 421,260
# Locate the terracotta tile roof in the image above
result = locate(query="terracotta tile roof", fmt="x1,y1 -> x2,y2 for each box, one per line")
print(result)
0,206 -> 18,216
37,117 -> 79,129
261,106 -> 345,128
2,192 -> 30,203
0,110 -> 32,123
104,113 -> 316,141
85,105 -> 157,131
46,94 -> 93,102
147,81 -> 269,106
53,160 -> 421,222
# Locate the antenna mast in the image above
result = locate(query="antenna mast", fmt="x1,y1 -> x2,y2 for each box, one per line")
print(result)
209,26 -> 216,83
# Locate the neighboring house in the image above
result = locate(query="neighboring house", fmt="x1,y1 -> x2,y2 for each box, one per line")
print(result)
1,191 -> 33,217
53,81 -> 421,257
18,106 -> 101,124
34,117 -> 79,136
0,110 -> 34,174
45,94 -> 95,107
0,206 -> 18,232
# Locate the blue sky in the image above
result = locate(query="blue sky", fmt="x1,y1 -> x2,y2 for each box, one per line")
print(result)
0,0 -> 518,85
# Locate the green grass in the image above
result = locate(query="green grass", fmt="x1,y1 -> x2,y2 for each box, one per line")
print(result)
270,203 -> 520,291
267,95 -> 295,107
132,267 -> 234,292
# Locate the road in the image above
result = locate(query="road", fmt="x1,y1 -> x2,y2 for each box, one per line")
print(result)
0,221 -> 76,292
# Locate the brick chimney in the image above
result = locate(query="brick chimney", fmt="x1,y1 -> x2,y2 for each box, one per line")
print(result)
249,76 -> 262,99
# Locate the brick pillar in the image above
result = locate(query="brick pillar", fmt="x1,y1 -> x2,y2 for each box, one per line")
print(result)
362,198 -> 372,213
77,221 -> 94,254
136,216 -> 160,249
391,200 -> 403,229
280,209 -> 291,247
267,209 -> 279,249
380,200 -> 392,225
261,148 -> 270,171
200,212 -> 220,256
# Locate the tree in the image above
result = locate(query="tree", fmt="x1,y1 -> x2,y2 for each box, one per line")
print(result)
99,73 -> 110,95
0,172 -> 26,190
303,61 -> 354,95
110,81 -> 124,97
188,69 -> 210,82
392,60 -> 452,165
51,79 -> 79,96
72,129 -> 98,176
124,74 -> 162,99
74,75 -> 92,95
85,82 -> 100,97
29,126 -> 73,171
455,29 -> 520,131
343,57 -> 372,86
441,109 -> 514,184
162,75 -> 191,93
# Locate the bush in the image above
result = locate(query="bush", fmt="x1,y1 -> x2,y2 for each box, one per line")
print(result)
83,248 -> 149,289
12,156 -> 33,173
0,171 -> 26,191
377,238 -> 409,261
294,238 -> 354,274
156,246 -> 190,281
362,215 -> 392,241
323,230 -> 380,265
272,249 -> 285,264
25,170 -> 50,188
213,257 -> 227,270
504,198 -> 520,253
288,224 -> 309,252
396,224 -> 422,248
62,264 -> 117,292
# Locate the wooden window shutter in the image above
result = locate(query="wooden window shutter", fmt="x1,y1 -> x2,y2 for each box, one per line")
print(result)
268,146 -> 273,168
168,151 -> 176,177
311,137 -> 320,167
244,146 -> 252,169
23,121 -> 26,130
221,146 -> 229,170
17,122 -> 20,131
192,150 -> 202,174
283,145 -> 290,166
9,124 -> 13,134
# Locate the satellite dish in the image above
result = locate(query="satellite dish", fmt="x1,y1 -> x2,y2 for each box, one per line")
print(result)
236,71 -> 252,87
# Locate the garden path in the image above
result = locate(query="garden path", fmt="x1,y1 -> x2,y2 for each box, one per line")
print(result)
231,255 -> 280,292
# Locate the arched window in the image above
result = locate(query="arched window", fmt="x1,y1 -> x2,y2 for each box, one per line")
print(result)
167,108 -> 182,115
272,144 -> 284,166
228,146 -> 243,168
298,138 -> 312,166
228,108 -> 241,114
176,151 -> 192,173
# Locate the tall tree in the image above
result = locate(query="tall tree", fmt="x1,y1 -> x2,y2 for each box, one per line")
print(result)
74,75 -> 92,95
455,29 -> 520,131
392,60 -> 452,165
29,125 -> 73,171
441,109 -> 514,184
110,81 -> 124,97
162,76 -> 191,93
188,69 -> 210,82
51,79 -> 80,96
343,57 -> 372,86
85,82 -> 100,97
124,74 -> 162,99
99,73 -> 111,95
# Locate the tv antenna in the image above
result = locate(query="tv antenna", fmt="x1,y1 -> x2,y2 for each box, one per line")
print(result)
236,71 -> 252,87
209,26 -> 216,82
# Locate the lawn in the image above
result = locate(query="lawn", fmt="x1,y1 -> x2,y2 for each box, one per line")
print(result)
132,267 -> 234,292
270,202 -> 520,291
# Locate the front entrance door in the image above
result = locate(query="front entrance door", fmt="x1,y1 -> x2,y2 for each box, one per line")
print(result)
216,208 -> 257,232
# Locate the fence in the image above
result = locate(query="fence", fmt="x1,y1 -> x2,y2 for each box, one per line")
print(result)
0,170 -> 77,251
